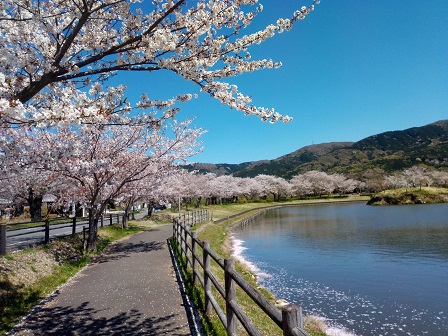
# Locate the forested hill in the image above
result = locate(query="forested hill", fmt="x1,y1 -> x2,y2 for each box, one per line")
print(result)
185,120 -> 448,179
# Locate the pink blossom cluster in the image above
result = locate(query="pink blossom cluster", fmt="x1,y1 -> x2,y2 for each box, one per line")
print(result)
1,118 -> 204,246
0,0 -> 320,127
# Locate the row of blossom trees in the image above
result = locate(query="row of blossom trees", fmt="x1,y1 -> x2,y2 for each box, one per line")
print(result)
3,162 -> 447,224
1,0 -> 322,251
2,123 -> 447,249
155,166 -> 448,208
166,171 -> 360,206
1,121 -> 204,249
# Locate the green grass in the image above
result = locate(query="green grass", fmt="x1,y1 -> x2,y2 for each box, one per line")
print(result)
170,240 -> 228,336
174,201 -> 338,336
0,223 -> 146,335
206,195 -> 369,223
369,187 -> 448,205
0,253 -> 92,333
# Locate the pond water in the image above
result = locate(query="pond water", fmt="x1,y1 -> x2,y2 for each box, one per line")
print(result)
231,202 -> 448,335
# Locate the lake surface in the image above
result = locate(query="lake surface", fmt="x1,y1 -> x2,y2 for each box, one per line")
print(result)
231,202 -> 448,335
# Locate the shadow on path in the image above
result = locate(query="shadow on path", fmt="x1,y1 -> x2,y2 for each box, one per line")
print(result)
11,301 -> 188,336
93,228 -> 165,263
95,240 -> 164,263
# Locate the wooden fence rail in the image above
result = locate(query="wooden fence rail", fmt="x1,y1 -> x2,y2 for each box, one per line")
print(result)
0,213 -> 126,255
172,210 -> 309,336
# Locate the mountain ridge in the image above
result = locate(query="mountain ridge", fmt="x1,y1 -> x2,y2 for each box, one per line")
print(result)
185,120 -> 448,178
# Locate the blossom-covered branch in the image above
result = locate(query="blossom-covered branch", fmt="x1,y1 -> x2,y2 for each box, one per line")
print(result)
0,0 -> 320,126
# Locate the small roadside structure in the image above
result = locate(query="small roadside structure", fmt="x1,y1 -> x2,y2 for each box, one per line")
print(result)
0,199 -> 13,218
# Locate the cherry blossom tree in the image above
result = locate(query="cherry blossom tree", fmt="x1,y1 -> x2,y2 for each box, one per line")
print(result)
1,168 -> 66,221
189,173 -> 216,207
114,166 -> 187,227
358,168 -> 387,193
138,177 -> 171,216
209,175 -> 243,204
430,170 -> 448,187
402,166 -> 433,190
290,173 -> 313,197
1,127 -> 74,220
384,173 -> 409,190
331,173 -> 359,195
159,170 -> 200,211
254,174 -> 291,201
4,119 -> 203,249
1,0 -> 319,127
235,177 -> 262,201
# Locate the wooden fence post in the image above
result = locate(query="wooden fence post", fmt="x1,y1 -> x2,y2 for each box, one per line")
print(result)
0,224 -> 6,256
173,219 -> 177,244
192,232 -> 198,286
175,219 -> 180,244
72,217 -> 76,236
203,240 -> 212,315
109,214 -> 112,226
185,224 -> 190,267
179,222 -> 184,260
44,219 -> 50,244
83,226 -> 87,250
225,258 -> 238,336
100,215 -> 104,228
282,304 -> 304,336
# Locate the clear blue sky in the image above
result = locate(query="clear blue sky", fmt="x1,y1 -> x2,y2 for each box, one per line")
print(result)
124,1 -> 448,164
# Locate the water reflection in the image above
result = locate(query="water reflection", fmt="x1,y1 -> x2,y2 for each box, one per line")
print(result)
238,203 -> 448,260
233,202 -> 448,335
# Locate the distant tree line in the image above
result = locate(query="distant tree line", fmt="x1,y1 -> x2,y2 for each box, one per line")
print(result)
163,165 -> 448,207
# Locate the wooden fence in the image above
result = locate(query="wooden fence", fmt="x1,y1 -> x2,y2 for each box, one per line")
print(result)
172,210 -> 309,336
0,213 -> 125,255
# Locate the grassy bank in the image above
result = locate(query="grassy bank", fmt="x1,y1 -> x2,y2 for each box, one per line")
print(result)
207,195 -> 370,222
367,187 -> 448,205
180,197 -> 369,336
0,218 -> 165,335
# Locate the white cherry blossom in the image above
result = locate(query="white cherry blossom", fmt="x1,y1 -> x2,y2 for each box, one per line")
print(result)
0,0 -> 320,127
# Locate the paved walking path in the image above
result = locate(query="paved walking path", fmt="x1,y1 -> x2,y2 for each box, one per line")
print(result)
9,224 -> 200,336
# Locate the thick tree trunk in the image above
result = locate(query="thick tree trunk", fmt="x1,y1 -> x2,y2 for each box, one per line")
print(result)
12,198 -> 25,217
148,206 -> 154,217
87,210 -> 100,251
28,188 -> 43,222
122,197 -> 135,228
121,213 -> 129,229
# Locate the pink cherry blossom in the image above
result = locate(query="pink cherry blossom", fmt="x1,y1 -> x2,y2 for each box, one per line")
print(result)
0,0 -> 320,127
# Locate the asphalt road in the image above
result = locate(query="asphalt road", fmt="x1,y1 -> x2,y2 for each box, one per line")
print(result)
5,211 -> 146,252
